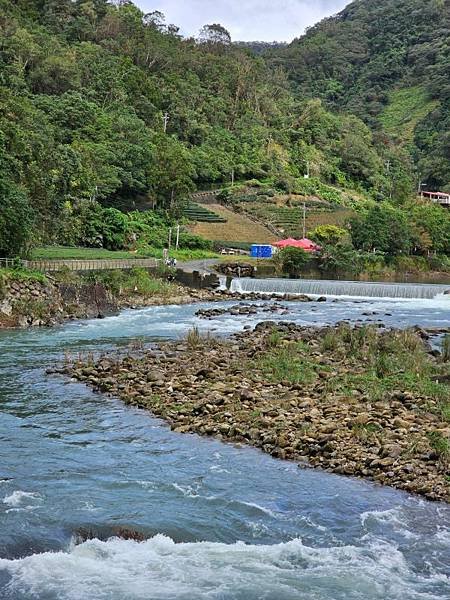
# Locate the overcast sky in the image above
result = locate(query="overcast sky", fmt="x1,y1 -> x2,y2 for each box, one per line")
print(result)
134,1 -> 350,42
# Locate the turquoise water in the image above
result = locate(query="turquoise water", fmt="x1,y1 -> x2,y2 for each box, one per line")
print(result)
0,295 -> 449,599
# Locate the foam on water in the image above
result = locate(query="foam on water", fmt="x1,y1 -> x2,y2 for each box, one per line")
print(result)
2,491 -> 41,508
230,277 -> 450,300
0,534 -> 447,600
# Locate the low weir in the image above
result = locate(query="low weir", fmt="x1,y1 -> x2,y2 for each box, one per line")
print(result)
230,277 -> 450,299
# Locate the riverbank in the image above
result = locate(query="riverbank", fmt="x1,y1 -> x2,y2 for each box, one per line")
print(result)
63,322 -> 450,502
0,264 -> 374,329
0,268 -> 219,329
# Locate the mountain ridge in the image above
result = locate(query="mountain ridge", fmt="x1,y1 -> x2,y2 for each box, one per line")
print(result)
269,0 -> 450,190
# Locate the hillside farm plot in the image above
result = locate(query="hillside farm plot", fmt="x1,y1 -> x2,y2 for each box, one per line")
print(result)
188,204 -> 276,244
183,203 -> 227,223
241,202 -> 355,238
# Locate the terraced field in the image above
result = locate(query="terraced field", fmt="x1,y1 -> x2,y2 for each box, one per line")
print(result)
188,204 -> 276,243
183,202 -> 227,223
243,202 -> 355,237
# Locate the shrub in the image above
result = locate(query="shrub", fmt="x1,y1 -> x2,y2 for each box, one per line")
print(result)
275,246 -> 311,277
427,431 -> 450,459
427,254 -> 450,273
217,188 -> 232,202
393,255 -> 428,273
102,208 -> 128,250
178,232 -> 212,250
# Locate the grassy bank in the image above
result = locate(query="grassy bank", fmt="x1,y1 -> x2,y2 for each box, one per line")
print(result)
31,246 -> 219,261
83,268 -> 182,302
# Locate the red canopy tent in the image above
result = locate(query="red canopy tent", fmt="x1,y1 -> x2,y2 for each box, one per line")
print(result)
273,238 -> 320,252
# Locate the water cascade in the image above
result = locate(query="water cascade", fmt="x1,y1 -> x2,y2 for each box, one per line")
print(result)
230,278 -> 450,299
218,275 -> 227,291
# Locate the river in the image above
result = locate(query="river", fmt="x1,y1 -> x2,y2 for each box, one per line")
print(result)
0,290 -> 449,599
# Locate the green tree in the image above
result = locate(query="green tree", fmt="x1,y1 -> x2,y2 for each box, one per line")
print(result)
0,179 -> 34,256
308,225 -> 347,246
198,24 -> 232,46
350,204 -> 413,256
148,134 -> 194,211
410,203 -> 450,254
316,243 -> 365,275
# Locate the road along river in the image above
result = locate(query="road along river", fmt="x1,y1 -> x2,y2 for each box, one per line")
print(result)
0,289 -> 449,599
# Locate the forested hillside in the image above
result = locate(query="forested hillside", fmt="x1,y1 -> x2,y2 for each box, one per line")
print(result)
270,0 -> 450,191
0,0 -> 413,254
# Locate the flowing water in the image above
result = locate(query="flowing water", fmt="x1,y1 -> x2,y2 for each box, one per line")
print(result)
230,278 -> 450,299
0,290 -> 449,599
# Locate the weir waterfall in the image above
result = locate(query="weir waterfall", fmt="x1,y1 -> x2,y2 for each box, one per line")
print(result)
230,277 -> 450,299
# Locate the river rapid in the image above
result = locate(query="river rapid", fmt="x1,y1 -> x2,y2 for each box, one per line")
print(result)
0,291 -> 449,600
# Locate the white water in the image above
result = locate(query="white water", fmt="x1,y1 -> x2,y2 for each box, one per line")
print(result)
1,533 -> 448,600
218,275 -> 227,291
230,278 -> 450,299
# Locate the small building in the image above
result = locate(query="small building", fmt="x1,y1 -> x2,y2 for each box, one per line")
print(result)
421,191 -> 450,206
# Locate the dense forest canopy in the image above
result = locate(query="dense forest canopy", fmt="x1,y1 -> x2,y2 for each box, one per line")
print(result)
0,0 -> 420,253
269,0 -> 450,191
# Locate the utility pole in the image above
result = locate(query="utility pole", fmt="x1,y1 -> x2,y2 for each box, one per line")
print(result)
302,203 -> 307,239
231,168 -> 235,187
417,176 -> 426,198
304,162 -> 310,179
168,227 -> 172,252
162,112 -> 170,133
175,224 -> 180,251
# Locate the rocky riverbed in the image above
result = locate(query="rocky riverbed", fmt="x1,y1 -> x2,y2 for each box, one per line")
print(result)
195,303 -> 290,319
62,322 -> 450,502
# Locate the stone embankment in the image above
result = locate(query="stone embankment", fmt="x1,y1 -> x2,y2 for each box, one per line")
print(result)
0,277 -> 116,328
63,322 -> 450,502
217,263 -> 256,278
0,275 -> 216,328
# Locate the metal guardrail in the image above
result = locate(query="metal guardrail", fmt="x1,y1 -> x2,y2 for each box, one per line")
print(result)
0,258 -> 21,269
0,258 -> 161,272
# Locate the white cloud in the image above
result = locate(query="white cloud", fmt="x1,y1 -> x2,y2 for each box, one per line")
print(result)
134,0 -> 350,42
